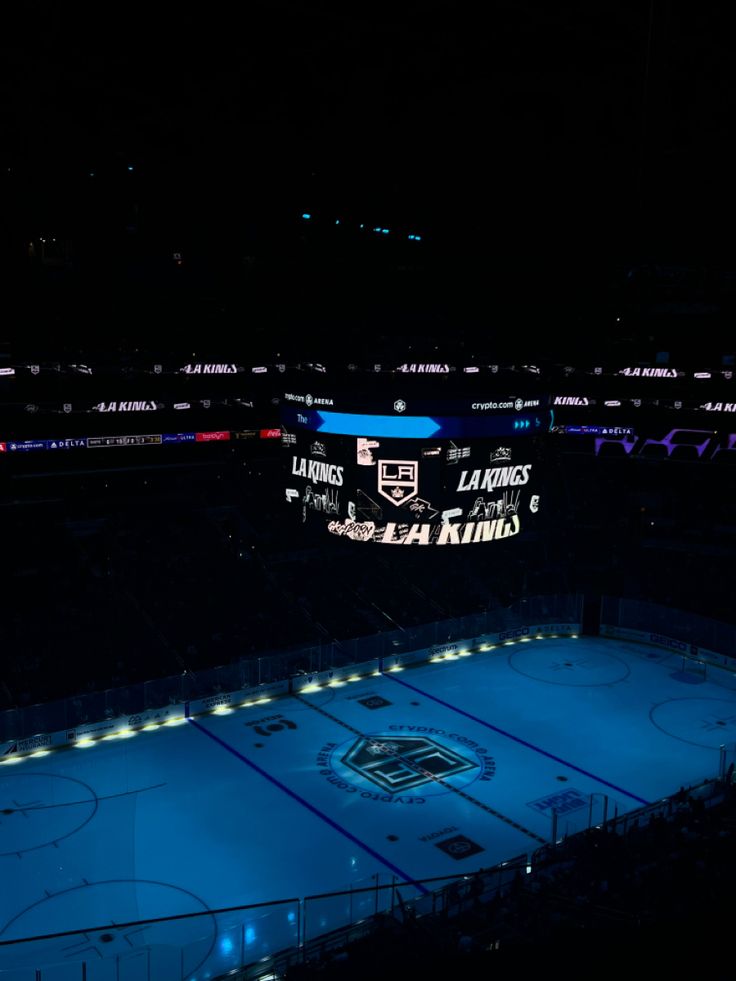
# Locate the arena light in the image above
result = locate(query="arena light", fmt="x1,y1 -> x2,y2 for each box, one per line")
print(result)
0,755 -> 22,764
388,664 -> 404,672
458,649 -> 472,656
347,675 -> 362,682
75,738 -> 97,748
29,749 -> 50,757
142,723 -> 161,731
520,637 -> 532,642
571,634 -> 579,639
301,683 -> 321,693
115,728 -> 136,738
255,697 -> 272,704
165,717 -> 186,726
213,705 -> 233,715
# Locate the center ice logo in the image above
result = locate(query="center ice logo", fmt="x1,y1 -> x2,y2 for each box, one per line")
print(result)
341,735 -> 477,793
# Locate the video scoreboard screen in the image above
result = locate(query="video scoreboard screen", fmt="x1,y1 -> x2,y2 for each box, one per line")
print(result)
282,428 -> 543,545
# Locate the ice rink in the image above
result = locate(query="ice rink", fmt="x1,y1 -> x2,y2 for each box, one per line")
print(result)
2,634 -> 735,979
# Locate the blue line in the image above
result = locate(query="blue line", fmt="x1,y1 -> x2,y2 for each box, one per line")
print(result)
382,673 -> 649,806
186,718 -> 429,894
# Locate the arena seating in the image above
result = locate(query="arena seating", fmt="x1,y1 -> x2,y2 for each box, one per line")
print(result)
2,416 -> 734,709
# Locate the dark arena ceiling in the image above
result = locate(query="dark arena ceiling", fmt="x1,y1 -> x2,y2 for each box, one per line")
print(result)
2,3 -> 736,367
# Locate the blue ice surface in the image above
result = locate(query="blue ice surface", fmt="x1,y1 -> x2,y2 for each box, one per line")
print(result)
1,636 -> 734,978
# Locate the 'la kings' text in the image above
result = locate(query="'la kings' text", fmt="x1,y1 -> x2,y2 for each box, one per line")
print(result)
456,464 -> 532,492
292,456 -> 344,485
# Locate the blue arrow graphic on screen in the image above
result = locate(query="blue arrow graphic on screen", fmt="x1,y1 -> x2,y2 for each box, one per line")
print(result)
315,412 -> 441,438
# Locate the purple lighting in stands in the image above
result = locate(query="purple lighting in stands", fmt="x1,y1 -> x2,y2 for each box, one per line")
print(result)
711,433 -> 736,460
594,433 -> 638,456
640,429 -> 715,458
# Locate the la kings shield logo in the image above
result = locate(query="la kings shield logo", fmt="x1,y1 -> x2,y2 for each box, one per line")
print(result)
342,735 -> 476,793
317,727 -> 496,802
378,460 -> 419,506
